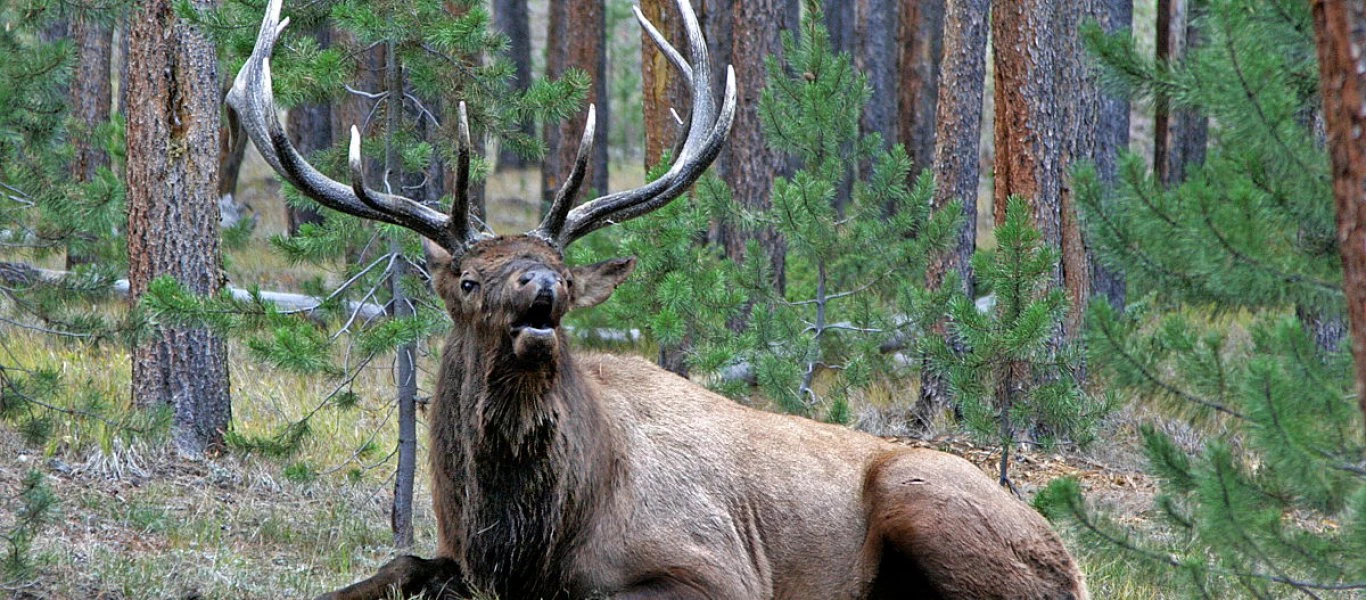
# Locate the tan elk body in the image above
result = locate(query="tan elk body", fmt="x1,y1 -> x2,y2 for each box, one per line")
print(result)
228,1 -> 1089,598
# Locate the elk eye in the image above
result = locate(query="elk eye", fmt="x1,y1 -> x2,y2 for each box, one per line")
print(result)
460,280 -> 478,294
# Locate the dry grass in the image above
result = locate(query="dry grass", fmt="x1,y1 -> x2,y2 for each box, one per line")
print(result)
0,320 -> 440,598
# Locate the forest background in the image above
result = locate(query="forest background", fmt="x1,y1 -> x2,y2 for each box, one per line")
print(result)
3,0 -> 1366,598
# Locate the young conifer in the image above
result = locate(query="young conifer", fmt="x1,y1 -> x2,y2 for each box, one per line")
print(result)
1039,0 -> 1366,594
926,199 -> 1103,490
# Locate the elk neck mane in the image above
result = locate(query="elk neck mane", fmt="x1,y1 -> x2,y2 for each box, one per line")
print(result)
432,316 -> 623,597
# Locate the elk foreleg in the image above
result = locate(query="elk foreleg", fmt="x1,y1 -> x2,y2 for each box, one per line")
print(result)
314,555 -> 468,600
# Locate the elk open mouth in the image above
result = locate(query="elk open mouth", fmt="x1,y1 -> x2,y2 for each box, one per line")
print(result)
511,295 -> 557,337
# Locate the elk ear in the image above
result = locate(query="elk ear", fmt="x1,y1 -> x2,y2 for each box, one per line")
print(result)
424,238 -> 460,300
423,238 -> 453,273
571,257 -> 636,309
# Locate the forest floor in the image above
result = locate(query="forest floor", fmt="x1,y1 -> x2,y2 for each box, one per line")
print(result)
0,422 -> 1170,599
1,157 -> 1179,599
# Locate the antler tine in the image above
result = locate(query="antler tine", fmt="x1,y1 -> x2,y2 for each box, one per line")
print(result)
533,104 -> 596,244
449,101 -> 474,242
633,4 -> 692,89
544,0 -> 735,248
226,0 -> 463,252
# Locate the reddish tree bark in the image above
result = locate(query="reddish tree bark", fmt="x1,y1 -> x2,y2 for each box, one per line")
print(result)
541,0 -> 569,214
898,0 -> 946,175
1153,0 -> 1207,187
126,0 -> 231,457
69,14 -> 112,184
542,0 -> 609,212
992,0 -> 1102,336
640,0 -> 696,376
641,0 -> 691,170
1312,0 -> 1366,425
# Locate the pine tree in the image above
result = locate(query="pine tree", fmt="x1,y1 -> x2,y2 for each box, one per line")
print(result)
739,1 -> 958,420
1039,1 -> 1366,594
571,2 -> 958,422
1,0 -> 127,303
567,172 -> 746,383
126,0 -> 232,459
927,199 -> 1103,491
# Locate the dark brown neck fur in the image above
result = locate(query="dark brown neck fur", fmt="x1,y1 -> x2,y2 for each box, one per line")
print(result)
432,322 -> 619,598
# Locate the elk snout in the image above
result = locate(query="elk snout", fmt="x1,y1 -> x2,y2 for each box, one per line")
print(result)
509,267 -> 565,360
518,268 -> 562,299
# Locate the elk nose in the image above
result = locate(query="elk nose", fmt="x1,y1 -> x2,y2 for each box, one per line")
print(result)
518,269 -> 561,295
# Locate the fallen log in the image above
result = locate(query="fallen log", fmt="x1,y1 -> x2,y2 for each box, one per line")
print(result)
0,261 -> 386,320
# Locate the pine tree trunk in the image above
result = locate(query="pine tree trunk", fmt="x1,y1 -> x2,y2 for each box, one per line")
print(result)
542,0 -> 567,214
67,12 -> 113,269
332,29 -> 386,189
494,0 -> 534,171
285,24 -> 331,234
640,0 -> 690,170
721,0 -> 789,295
641,0 -> 693,376
542,0 -> 608,211
824,0 -> 858,212
1090,0 -> 1132,310
992,0 -> 1101,338
116,18 -> 130,117
381,39 -> 418,550
1154,0 -> 1208,187
856,0 -> 900,152
69,14 -> 112,184
919,0 -> 988,419
1311,0 -> 1366,426
126,0 -> 231,458
331,29 -> 387,258
284,100 -> 329,233
698,0 -> 735,187
824,0 -> 855,56
898,0 -> 946,176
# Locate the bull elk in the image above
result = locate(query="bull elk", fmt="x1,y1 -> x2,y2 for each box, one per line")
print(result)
228,1 -> 1089,598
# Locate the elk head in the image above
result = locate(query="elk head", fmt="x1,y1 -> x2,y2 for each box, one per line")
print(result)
428,236 -> 636,363
227,0 -> 734,361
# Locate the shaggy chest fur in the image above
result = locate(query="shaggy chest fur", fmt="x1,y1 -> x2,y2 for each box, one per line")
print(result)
441,343 -> 616,599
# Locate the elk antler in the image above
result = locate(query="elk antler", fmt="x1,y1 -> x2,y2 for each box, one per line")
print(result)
531,0 -> 736,249
228,0 -> 733,256
225,0 -> 486,254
